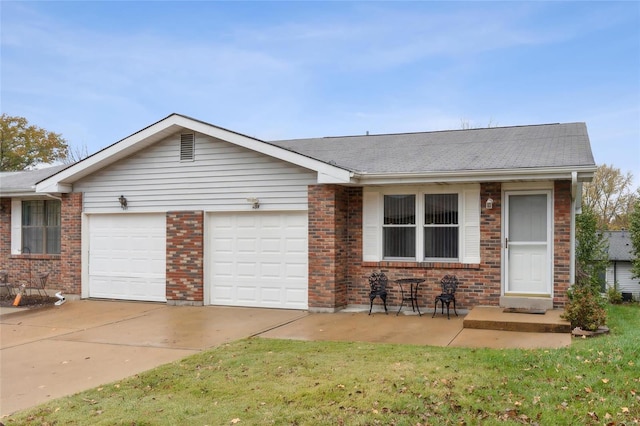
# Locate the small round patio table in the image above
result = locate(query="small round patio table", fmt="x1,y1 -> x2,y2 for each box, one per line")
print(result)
395,278 -> 425,316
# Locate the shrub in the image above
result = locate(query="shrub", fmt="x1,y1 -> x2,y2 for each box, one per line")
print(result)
607,285 -> 623,304
562,285 -> 607,331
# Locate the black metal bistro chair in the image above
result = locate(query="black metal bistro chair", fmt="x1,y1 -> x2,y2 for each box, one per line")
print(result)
432,275 -> 459,319
368,271 -> 389,315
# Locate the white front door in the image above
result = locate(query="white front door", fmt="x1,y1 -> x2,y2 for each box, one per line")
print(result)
504,192 -> 552,295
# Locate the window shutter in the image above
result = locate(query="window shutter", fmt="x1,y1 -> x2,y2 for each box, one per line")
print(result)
462,187 -> 480,264
11,199 -> 22,254
180,133 -> 195,161
362,191 -> 381,261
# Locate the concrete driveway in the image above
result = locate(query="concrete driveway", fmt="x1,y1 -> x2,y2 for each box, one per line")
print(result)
0,300 -> 570,417
0,300 -> 306,416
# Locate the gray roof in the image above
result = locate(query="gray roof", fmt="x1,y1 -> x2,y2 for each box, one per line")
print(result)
0,164 -> 70,194
604,231 -> 635,261
270,122 -> 595,174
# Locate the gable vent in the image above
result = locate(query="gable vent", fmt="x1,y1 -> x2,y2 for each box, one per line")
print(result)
180,133 -> 195,161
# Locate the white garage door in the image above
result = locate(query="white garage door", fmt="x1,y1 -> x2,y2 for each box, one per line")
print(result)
209,212 -> 308,309
88,214 -> 166,302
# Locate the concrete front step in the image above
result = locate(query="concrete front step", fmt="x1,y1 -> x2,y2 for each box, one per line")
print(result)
464,306 -> 571,333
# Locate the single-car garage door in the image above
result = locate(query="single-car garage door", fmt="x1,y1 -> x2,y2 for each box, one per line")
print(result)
88,214 -> 166,302
209,212 -> 308,309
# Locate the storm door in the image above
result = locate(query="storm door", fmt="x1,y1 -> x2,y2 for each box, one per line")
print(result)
504,191 -> 552,295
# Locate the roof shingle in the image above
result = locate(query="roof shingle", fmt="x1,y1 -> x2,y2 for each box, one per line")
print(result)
270,122 -> 595,174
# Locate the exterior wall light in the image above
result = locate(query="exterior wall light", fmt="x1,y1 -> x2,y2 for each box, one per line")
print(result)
118,195 -> 128,210
485,197 -> 494,210
246,197 -> 260,209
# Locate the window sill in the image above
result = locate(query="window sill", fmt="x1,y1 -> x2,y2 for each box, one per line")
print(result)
362,261 -> 480,270
10,254 -> 61,260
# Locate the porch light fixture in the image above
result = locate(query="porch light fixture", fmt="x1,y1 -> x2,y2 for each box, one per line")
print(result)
485,197 -> 494,210
246,197 -> 260,209
118,195 -> 128,210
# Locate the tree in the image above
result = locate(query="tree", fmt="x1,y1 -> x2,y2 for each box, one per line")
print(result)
629,198 -> 640,280
63,143 -> 90,164
583,164 -> 637,230
0,114 -> 69,171
575,205 -> 609,291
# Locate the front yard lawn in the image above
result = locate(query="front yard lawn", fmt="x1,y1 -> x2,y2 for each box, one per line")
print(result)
5,304 -> 639,425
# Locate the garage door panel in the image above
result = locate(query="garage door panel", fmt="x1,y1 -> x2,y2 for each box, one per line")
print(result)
88,214 -> 166,302
209,212 -> 308,309
286,288 -> 306,304
237,238 -> 258,253
237,262 -> 256,277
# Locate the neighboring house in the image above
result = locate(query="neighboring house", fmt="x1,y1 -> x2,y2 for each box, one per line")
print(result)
1,114 -> 597,311
604,231 -> 639,300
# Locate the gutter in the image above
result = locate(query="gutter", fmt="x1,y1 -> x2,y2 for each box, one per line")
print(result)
351,165 -> 596,185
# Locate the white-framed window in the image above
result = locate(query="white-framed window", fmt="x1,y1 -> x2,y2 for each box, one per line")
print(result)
423,193 -> 459,261
22,200 -> 61,254
383,194 -> 416,258
11,199 -> 62,255
363,185 -> 480,264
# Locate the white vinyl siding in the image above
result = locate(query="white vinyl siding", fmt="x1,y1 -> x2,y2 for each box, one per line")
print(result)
606,262 -> 640,298
363,184 -> 480,264
74,132 -> 316,213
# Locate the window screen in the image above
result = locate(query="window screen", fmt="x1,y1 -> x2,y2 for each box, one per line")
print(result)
383,195 -> 416,258
22,200 -> 61,254
424,193 -> 458,259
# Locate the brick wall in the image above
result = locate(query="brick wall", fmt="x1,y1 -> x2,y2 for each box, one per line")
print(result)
311,181 -> 574,311
0,198 -> 11,269
0,197 -> 63,295
166,211 -> 204,304
343,184 -> 503,311
59,193 -> 82,294
307,185 -> 350,310
553,180 -> 572,307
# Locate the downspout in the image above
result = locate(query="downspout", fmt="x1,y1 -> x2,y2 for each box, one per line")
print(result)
570,172 -> 578,285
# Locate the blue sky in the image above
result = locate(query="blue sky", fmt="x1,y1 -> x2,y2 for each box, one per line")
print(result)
2,1 -> 639,185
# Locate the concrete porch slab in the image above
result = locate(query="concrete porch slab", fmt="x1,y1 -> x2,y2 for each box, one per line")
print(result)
463,306 -> 571,333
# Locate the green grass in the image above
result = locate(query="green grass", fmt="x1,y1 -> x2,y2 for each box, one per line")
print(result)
5,304 -> 639,425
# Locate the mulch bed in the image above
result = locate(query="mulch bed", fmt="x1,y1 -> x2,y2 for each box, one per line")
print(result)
0,294 -> 58,309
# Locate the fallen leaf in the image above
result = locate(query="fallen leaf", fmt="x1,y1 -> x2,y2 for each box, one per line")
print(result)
621,407 -> 629,413
585,387 -> 592,393
602,378 -> 609,384
230,418 -> 240,424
